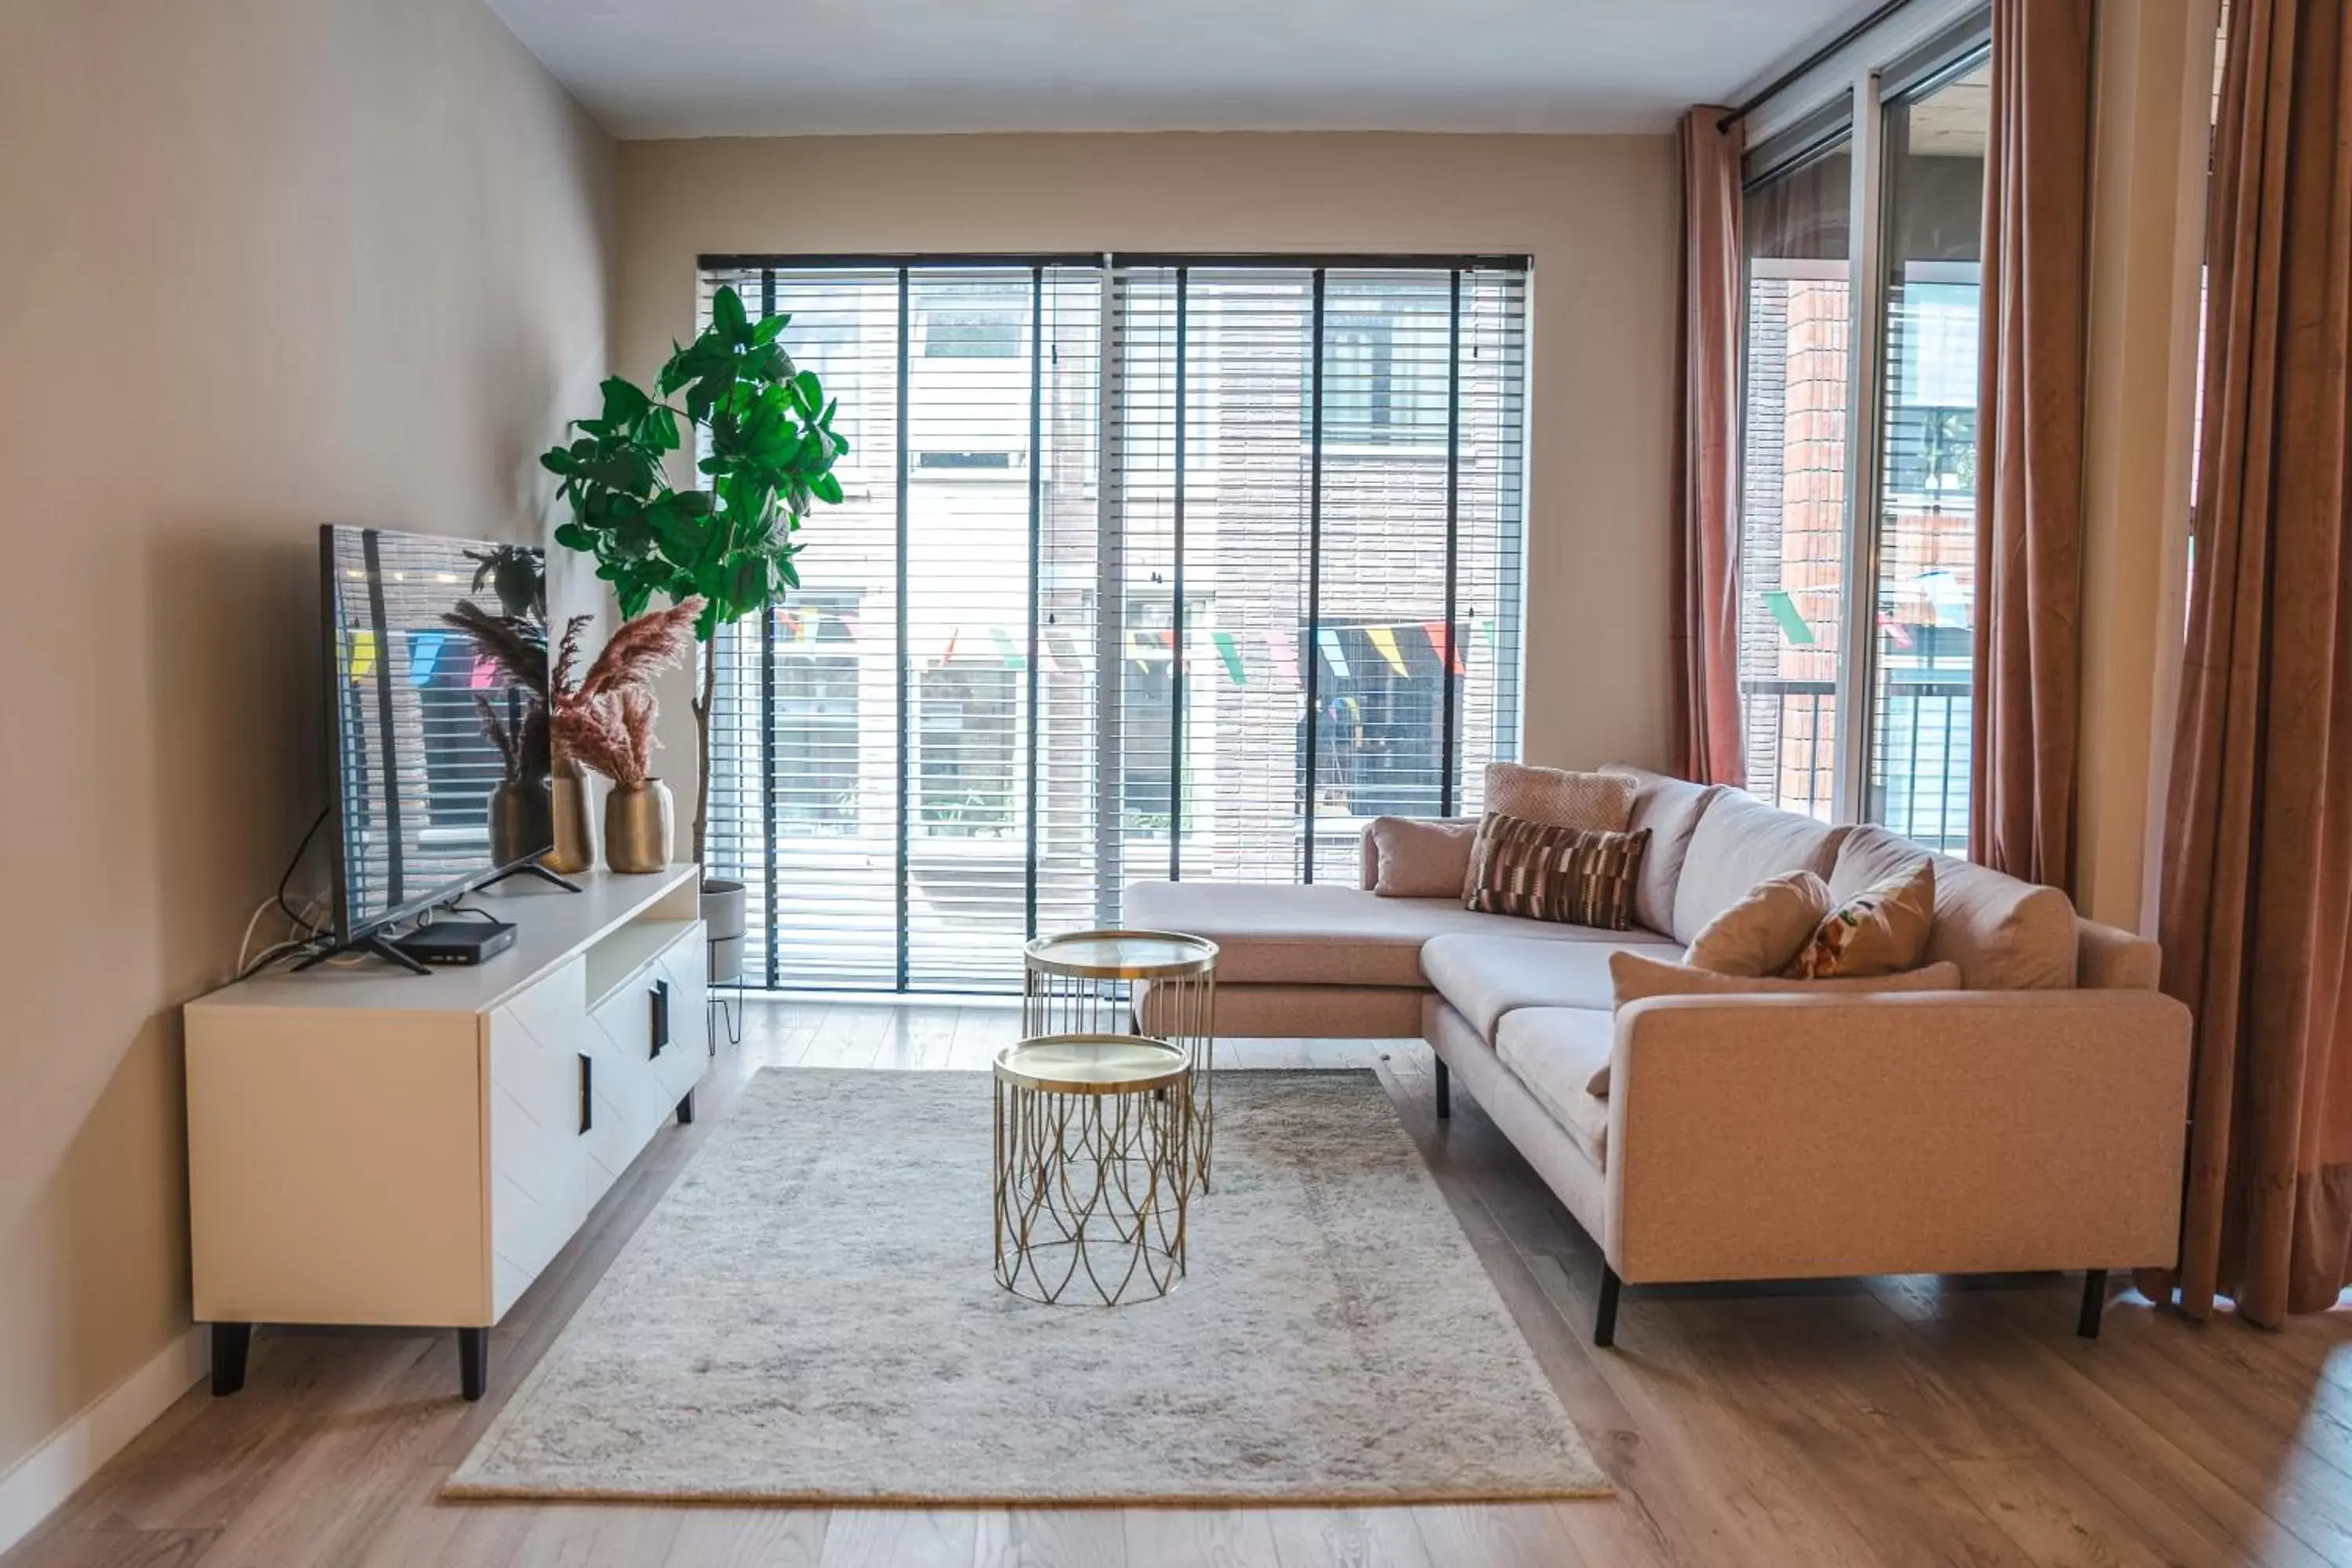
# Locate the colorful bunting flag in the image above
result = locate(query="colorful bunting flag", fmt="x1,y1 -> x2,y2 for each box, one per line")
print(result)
470,651 -> 497,690
1766,590 -> 1815,647
1366,624 -> 1409,677
941,627 -> 961,665
989,627 -> 1022,670
1316,627 -> 1352,681
1211,630 -> 1246,685
1422,619 -> 1466,676
407,630 -> 445,685
347,629 -> 377,681
1266,627 -> 1300,688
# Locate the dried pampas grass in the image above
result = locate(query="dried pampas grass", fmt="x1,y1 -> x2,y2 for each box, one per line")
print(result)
550,600 -> 701,786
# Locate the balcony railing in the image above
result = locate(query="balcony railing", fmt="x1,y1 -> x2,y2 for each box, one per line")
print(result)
1739,675 -> 1972,853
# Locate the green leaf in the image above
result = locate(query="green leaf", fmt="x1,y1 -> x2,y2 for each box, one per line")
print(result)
791,369 -> 822,415
600,376 -> 652,424
811,471 -> 844,506
713,285 -> 750,345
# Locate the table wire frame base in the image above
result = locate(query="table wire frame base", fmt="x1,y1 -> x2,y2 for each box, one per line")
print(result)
1022,961 -> 1218,1192
993,1073 -> 1190,1307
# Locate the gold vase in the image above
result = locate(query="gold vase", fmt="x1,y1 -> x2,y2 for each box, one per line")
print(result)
545,757 -> 596,875
488,777 -> 554,869
603,779 -> 674,874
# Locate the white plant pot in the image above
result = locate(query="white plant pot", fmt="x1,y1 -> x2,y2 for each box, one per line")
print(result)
702,878 -> 747,985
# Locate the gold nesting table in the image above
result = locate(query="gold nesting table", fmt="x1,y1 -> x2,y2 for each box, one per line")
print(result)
994,931 -> 1219,1307
1020,929 -> 1221,1192
992,1034 -> 1190,1306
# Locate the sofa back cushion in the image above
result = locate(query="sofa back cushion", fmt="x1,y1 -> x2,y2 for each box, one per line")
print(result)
1603,764 -> 1724,935
1365,816 -> 1479,898
1484,762 -> 1639,832
1831,826 -> 2078,989
1669,790 -> 1851,946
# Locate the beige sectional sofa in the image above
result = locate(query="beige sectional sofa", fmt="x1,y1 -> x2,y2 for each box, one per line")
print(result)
1124,767 -> 2193,1345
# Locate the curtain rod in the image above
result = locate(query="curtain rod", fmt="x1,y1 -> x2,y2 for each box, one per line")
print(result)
1717,0 -> 1922,133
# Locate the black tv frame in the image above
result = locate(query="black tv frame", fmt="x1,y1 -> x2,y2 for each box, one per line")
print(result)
303,524 -> 574,975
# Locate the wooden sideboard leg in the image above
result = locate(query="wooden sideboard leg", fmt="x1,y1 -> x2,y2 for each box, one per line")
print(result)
1595,1266 -> 1622,1348
209,1323 -> 252,1396
677,1090 -> 695,1126
2078,1269 -> 2108,1340
459,1327 -> 488,1401
1434,1060 -> 1451,1120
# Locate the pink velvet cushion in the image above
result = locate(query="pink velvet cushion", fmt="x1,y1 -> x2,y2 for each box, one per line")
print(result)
1367,816 -> 1479,898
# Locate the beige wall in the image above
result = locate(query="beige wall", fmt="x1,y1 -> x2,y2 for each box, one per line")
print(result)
612,132 -> 1682,802
0,0 -> 612,1479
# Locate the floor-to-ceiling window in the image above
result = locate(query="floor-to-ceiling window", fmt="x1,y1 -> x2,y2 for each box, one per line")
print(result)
702,256 -> 1528,992
1740,104 -> 1854,819
1735,13 -> 1989,849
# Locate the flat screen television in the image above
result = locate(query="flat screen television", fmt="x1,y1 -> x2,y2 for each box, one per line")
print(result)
318,525 -> 554,953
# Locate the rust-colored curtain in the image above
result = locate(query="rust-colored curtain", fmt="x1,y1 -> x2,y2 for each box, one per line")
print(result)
1672,107 -> 1748,787
2151,0 -> 2352,1327
1969,0 -> 2093,886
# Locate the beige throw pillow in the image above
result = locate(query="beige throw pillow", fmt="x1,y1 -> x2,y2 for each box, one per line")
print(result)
1592,953 -> 1965,1095
1682,869 -> 1832,977
1483,763 -> 1637,833
1367,816 -> 1479,898
1785,858 -> 1937,979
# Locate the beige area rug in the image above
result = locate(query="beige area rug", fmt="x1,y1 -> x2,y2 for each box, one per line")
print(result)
446,1068 -> 1610,1505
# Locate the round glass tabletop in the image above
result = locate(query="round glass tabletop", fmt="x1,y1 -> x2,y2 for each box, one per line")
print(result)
993,1034 -> 1191,1095
1023,929 -> 1219,979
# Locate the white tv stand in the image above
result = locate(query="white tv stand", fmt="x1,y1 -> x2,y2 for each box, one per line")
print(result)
183,865 -> 710,1400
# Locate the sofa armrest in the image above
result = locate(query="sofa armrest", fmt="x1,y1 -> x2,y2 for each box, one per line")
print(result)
1606,989 -> 2190,1284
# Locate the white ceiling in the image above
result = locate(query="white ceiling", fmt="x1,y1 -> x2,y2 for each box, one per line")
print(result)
485,0 -> 1864,140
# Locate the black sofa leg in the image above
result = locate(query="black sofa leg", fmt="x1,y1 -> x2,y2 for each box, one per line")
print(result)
1434,1059 -> 1450,1120
459,1327 -> 488,1401
210,1323 -> 252,1396
1595,1265 -> 1622,1348
2078,1269 -> 2107,1340
677,1090 -> 695,1126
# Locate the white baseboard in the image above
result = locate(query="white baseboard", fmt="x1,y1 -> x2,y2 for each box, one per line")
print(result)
0,1325 -> 209,1556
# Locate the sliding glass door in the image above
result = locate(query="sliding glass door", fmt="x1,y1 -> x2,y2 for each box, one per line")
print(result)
1740,124 -> 1854,820
703,257 -> 1527,993
1866,58 -> 1989,851
1735,15 -> 1990,848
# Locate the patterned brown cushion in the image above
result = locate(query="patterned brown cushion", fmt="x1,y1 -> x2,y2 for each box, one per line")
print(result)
1465,812 -> 1650,931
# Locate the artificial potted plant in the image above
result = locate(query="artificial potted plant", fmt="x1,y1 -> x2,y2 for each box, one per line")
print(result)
541,285 -> 847,980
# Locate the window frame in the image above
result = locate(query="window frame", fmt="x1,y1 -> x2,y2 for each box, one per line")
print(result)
696,253 -> 1530,993
1737,8 -> 1992,838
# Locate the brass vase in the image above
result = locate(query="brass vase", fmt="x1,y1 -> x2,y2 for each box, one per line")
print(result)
604,779 -> 674,874
488,777 -> 554,869
545,757 -> 597,875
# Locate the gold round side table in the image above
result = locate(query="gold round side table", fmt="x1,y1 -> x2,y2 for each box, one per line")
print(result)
1022,930 -> 1220,1191
993,1035 -> 1191,1306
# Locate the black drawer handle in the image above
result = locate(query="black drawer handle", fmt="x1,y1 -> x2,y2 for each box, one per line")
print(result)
650,979 -> 671,1058
578,1053 -> 593,1135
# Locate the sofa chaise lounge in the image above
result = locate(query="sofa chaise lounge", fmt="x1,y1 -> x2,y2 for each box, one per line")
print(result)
1126,767 -> 2193,1344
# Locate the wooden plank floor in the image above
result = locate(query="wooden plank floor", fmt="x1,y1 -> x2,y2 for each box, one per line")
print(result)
13,998 -> 2352,1567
